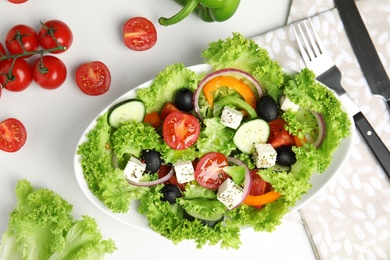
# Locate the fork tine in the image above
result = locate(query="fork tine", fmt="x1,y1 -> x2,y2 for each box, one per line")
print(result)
303,20 -> 321,58
306,18 -> 329,57
292,25 -> 311,64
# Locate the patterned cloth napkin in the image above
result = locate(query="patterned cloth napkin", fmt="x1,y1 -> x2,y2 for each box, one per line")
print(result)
253,0 -> 390,258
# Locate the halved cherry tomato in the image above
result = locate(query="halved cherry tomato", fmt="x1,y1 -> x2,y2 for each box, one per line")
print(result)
162,111 -> 200,150
75,61 -> 111,96
123,17 -> 157,51
0,118 -> 27,152
267,118 -> 295,148
160,102 -> 180,120
5,24 -> 38,57
32,55 -> 67,89
7,0 -> 28,3
143,111 -> 161,128
194,152 -> 229,190
0,58 -> 33,92
38,20 -> 73,54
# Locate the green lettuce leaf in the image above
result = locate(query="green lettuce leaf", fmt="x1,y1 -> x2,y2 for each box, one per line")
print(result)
0,180 -> 116,260
137,63 -> 202,114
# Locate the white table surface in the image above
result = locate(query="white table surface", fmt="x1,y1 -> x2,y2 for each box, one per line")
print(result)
0,1 -> 318,259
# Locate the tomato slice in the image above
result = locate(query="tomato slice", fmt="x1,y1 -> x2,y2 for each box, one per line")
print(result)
267,118 -> 295,148
162,111 -> 200,150
123,17 -> 157,51
195,152 -> 229,190
0,118 -> 27,152
75,61 -> 111,96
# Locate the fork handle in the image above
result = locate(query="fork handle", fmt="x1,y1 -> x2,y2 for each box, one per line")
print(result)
353,112 -> 390,180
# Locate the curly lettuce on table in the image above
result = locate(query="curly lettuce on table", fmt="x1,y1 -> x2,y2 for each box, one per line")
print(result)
76,33 -> 351,249
0,180 -> 116,260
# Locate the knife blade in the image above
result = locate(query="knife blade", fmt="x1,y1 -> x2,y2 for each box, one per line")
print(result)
335,0 -> 390,111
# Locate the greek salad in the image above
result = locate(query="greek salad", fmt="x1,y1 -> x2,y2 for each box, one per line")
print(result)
76,33 -> 351,248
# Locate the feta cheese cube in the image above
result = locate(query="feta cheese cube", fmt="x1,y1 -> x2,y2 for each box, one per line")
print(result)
279,95 -> 299,112
217,179 -> 244,210
253,143 -> 277,168
124,157 -> 146,183
173,160 -> 195,184
220,106 -> 243,129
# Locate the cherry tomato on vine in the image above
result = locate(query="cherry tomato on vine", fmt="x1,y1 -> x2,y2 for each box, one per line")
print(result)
0,58 -> 33,92
75,61 -> 111,96
38,20 -> 73,54
0,43 -> 5,55
0,118 -> 27,153
162,111 -> 200,150
123,17 -> 157,51
32,55 -> 67,90
7,0 -> 28,3
194,152 -> 229,190
5,24 -> 38,58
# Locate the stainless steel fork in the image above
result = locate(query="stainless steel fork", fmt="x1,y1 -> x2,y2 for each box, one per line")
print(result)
292,18 -> 390,180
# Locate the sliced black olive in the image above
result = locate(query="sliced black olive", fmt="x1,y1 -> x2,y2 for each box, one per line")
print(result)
141,149 -> 162,173
256,95 -> 279,122
175,88 -> 194,112
276,146 -> 297,166
160,184 -> 182,204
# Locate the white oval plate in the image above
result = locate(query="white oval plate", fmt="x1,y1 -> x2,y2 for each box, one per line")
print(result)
73,64 -> 356,232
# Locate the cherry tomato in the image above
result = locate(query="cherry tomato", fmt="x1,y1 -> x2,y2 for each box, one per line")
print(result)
194,152 -> 229,190
0,58 -> 33,92
75,61 -> 111,96
160,102 -> 180,120
7,0 -> 28,3
249,169 -> 271,196
158,165 -> 186,191
143,112 -> 161,129
38,20 -> 73,54
267,118 -> 295,148
5,24 -> 38,57
0,118 -> 27,152
32,55 -> 67,89
0,43 -> 5,55
162,111 -> 200,150
123,17 -> 157,51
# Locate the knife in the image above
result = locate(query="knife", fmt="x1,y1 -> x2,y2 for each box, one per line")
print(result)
335,0 -> 390,111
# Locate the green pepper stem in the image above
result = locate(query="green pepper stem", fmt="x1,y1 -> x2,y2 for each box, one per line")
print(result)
159,0 -> 199,26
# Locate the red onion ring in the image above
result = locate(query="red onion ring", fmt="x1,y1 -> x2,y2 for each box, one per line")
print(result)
126,167 -> 174,187
193,68 -> 263,121
310,110 -> 326,148
227,157 -> 252,208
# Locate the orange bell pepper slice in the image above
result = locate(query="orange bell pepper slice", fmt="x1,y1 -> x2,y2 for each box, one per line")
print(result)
143,111 -> 161,129
202,76 -> 256,109
244,191 -> 281,207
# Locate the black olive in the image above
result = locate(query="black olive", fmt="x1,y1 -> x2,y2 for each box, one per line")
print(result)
175,88 -> 194,112
160,184 -> 182,204
141,149 -> 162,173
256,95 -> 279,122
276,146 -> 297,166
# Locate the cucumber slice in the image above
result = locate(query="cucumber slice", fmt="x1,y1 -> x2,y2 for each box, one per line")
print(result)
233,118 -> 270,154
108,99 -> 145,128
271,163 -> 291,172
184,209 -> 224,227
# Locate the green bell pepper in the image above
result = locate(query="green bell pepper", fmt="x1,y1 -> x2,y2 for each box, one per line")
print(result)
159,0 -> 241,26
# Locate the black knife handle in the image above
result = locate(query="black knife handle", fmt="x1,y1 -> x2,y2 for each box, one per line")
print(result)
353,112 -> 390,180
